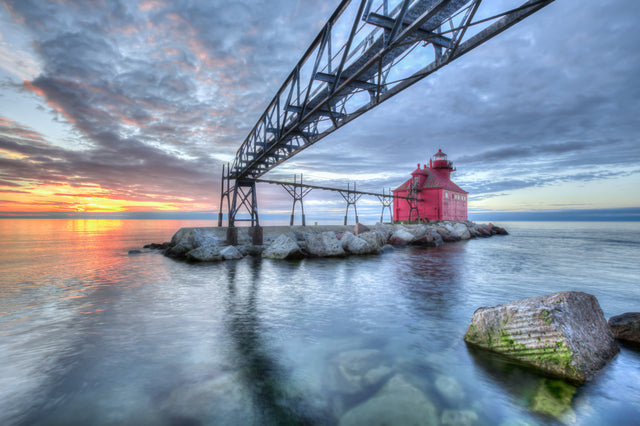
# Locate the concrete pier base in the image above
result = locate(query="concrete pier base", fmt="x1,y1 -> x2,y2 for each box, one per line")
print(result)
251,226 -> 263,245
226,227 -> 238,245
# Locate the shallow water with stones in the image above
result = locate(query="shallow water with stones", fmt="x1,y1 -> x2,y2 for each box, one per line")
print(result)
1,219 -> 639,425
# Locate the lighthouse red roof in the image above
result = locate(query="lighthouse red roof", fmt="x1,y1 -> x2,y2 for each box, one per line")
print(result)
393,166 -> 467,194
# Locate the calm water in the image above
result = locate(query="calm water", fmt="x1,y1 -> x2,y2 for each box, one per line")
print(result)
1,220 -> 639,425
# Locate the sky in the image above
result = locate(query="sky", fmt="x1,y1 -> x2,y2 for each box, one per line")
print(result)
0,0 -> 639,221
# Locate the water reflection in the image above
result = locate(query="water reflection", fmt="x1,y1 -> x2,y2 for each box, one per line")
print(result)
223,258 -> 327,424
466,343 -> 578,424
395,245 -> 466,319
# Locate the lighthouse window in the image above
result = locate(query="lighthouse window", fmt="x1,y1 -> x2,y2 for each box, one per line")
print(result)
445,192 -> 448,198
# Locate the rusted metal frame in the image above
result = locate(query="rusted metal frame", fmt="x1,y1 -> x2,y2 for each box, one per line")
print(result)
386,0 -> 411,47
332,0 -> 368,94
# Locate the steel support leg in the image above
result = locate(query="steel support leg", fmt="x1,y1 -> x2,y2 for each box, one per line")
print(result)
227,178 -> 261,245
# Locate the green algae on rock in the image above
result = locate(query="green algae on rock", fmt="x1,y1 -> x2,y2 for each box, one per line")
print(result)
464,291 -> 619,384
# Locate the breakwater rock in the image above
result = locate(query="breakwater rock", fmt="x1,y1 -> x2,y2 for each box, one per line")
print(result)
608,312 -> 640,346
464,291 -> 619,384
144,221 -> 508,262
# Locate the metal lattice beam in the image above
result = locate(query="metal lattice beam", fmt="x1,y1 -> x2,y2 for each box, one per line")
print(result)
229,0 -> 555,180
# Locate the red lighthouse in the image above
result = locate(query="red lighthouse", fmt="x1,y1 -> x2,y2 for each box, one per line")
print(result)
392,149 -> 468,222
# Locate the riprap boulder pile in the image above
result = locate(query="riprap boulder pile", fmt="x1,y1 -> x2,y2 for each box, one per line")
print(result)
145,220 -> 508,263
464,291 -> 619,384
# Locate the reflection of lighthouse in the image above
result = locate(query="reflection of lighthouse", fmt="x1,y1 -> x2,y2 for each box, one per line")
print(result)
392,149 -> 468,222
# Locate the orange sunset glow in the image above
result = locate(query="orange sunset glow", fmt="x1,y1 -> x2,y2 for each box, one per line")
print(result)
0,183 -> 211,213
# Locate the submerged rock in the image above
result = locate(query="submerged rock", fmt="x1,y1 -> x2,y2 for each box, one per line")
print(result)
339,374 -> 438,426
441,409 -> 478,426
160,371 -> 254,424
464,291 -> 619,384
608,312 -> 640,345
527,378 -> 576,422
262,234 -> 304,260
435,375 -> 464,404
328,349 -> 391,395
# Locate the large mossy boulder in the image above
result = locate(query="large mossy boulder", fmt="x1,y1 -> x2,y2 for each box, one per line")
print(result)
464,291 -> 619,384
608,312 -> 640,345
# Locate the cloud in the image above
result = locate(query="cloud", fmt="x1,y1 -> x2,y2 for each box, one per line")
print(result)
0,0 -> 638,214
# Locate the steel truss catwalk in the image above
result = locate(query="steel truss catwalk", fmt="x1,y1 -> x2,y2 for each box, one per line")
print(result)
221,0 -> 555,230
229,0 -> 555,181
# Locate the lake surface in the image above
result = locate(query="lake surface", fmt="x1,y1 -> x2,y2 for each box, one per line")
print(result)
1,219 -> 639,425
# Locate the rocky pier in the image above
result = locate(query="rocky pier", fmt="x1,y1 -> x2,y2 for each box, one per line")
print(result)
143,221 -> 509,262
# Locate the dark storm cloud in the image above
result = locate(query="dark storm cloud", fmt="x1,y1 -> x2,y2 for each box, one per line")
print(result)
1,0 -> 638,210
1,0 -> 337,208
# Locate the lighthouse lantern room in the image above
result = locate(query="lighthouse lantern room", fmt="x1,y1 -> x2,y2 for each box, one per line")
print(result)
392,149 -> 468,222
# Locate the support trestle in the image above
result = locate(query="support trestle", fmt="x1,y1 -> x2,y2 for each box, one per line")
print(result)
339,182 -> 362,225
218,164 -> 262,245
376,188 -> 394,223
280,174 -> 313,226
